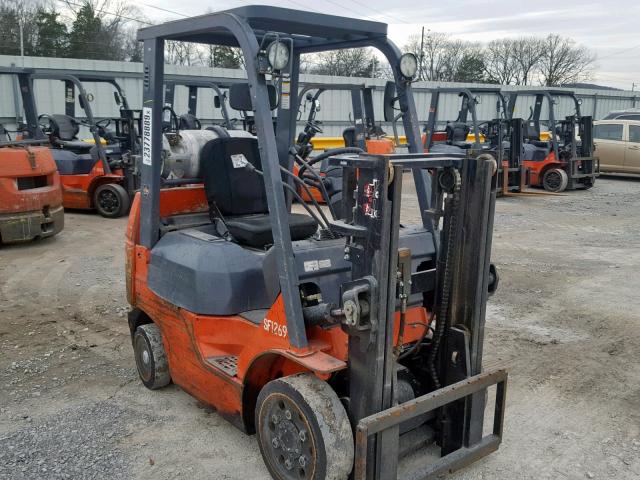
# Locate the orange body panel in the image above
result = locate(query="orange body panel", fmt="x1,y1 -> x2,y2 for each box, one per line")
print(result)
126,187 -> 432,429
523,151 -> 563,186
365,138 -> 394,154
0,146 -> 62,215
59,162 -> 125,210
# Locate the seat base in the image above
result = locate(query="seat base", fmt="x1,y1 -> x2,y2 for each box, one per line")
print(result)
226,212 -> 318,248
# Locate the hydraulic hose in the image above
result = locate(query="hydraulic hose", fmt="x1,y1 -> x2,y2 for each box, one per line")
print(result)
426,172 -> 461,389
296,147 -> 362,178
290,149 -> 338,219
244,163 -> 329,231
278,166 -> 335,236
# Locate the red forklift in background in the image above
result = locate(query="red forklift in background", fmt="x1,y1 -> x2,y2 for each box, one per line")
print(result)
0,67 -> 64,243
33,72 -> 138,217
126,7 -> 506,480
507,89 -> 599,192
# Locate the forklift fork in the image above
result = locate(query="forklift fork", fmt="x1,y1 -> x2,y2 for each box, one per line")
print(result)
354,369 -> 508,480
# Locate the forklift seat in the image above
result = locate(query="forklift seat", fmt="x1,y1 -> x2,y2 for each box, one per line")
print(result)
446,122 -> 470,143
343,127 -> 356,147
201,136 -> 318,248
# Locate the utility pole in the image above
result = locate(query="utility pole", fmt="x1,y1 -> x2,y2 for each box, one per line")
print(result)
19,22 -> 25,67
632,82 -> 637,92
419,26 -> 424,81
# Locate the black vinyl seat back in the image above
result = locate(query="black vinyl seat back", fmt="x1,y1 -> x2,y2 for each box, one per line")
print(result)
49,114 -> 80,141
446,122 -> 470,143
343,126 -> 356,147
229,83 -> 278,112
201,136 -> 267,216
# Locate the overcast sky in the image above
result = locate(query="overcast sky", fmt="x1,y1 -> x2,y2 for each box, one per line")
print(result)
138,0 -> 639,90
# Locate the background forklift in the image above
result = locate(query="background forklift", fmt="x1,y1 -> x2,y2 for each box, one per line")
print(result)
163,77 -> 238,130
507,89 -> 599,192
127,6 -> 506,479
294,83 -> 394,209
423,87 -> 530,196
32,72 -> 136,217
0,67 -> 64,243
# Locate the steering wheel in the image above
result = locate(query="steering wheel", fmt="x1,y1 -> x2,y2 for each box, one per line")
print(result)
296,147 -> 363,179
96,118 -> 111,129
162,106 -> 179,133
306,120 -> 323,134
37,114 -> 57,135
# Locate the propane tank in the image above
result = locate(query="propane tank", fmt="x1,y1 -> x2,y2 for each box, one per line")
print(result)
161,128 -> 253,179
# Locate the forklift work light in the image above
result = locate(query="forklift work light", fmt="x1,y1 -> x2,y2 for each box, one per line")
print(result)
267,41 -> 290,70
399,53 -> 418,79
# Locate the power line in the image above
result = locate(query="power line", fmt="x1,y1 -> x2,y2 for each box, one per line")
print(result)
597,42 -> 640,61
342,0 -> 413,25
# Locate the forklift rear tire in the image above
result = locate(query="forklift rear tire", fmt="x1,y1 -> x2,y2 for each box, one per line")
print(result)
133,324 -> 171,390
94,183 -> 130,218
542,168 -> 568,193
256,373 -> 354,480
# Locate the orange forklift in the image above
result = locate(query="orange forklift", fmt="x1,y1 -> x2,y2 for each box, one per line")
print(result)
507,89 -> 599,192
33,72 -> 136,217
127,7 -> 506,479
0,67 -> 63,244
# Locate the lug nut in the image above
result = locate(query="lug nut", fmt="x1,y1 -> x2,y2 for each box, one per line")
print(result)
299,455 -> 307,467
298,430 -> 307,442
272,437 -> 279,448
284,459 -> 293,470
271,414 -> 279,424
284,410 -> 292,420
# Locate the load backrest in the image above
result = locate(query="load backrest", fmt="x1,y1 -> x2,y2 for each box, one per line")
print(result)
200,136 -> 267,216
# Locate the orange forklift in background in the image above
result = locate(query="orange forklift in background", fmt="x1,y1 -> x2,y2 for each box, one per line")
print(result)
0,67 -> 63,244
33,72 -> 137,217
507,89 -> 599,192
126,7 -> 506,480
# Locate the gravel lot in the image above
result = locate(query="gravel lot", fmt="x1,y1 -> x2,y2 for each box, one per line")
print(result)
1,176 -> 639,480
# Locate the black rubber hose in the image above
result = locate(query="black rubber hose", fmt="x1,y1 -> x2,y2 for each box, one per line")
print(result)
244,164 -> 328,231
290,149 -> 338,220
279,166 -> 335,235
426,183 -> 461,389
296,147 -> 362,179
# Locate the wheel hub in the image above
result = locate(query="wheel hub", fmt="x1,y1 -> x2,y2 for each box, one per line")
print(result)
99,190 -> 119,213
264,397 -> 314,479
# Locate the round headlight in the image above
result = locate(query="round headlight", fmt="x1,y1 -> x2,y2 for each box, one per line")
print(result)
267,41 -> 290,71
399,53 -> 418,79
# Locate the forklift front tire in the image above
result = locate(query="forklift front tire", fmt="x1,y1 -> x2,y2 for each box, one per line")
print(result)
133,324 -> 171,390
542,168 -> 568,193
94,183 -> 131,218
256,373 -> 354,480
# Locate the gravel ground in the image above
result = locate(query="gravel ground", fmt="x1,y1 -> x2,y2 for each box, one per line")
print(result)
1,176 -> 639,479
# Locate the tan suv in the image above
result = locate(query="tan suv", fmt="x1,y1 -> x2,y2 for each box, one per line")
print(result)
593,119 -> 640,173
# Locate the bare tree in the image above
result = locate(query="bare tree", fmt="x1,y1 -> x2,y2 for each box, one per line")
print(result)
483,39 -> 519,85
165,41 -> 203,66
538,34 -> 595,86
511,37 -> 545,85
306,48 -> 377,77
